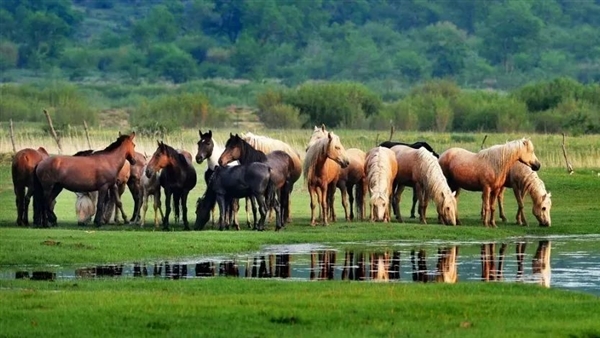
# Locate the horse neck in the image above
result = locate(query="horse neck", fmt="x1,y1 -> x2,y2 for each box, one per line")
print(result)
521,172 -> 547,202
238,142 -> 267,164
484,144 -> 523,179
99,145 -> 129,177
207,144 -> 224,170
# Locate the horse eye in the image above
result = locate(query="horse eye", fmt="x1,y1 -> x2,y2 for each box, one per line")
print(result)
542,207 -> 546,211
335,146 -> 341,150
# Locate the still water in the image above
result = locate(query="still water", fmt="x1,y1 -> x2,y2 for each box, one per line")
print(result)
2,235 -> 599,296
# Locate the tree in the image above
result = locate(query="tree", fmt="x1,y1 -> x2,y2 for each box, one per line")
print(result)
418,22 -> 470,77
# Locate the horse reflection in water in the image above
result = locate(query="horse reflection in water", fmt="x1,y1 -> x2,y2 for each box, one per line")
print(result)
408,247 -> 459,283
481,240 -> 551,287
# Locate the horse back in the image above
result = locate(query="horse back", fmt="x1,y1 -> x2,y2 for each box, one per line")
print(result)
438,148 -> 494,191
12,148 -> 46,185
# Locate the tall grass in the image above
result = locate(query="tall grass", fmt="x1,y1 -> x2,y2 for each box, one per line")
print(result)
0,125 -> 598,169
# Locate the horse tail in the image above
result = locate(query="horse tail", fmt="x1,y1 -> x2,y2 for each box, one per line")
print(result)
32,165 -> 44,226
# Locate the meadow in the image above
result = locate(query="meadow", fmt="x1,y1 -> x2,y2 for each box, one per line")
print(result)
0,128 -> 599,337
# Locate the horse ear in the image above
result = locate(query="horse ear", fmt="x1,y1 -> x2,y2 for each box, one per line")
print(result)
208,130 -> 212,137
130,131 -> 135,139
327,132 -> 332,140
118,131 -> 122,136
230,132 -> 233,138
199,129 -> 203,137
546,192 -> 552,198
321,124 -> 326,132
451,191 -> 456,197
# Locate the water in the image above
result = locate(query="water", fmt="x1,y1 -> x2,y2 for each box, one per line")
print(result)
2,235 -> 599,296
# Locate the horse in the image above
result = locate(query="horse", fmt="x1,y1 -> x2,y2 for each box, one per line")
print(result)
140,162 -> 164,229
196,129 -> 243,227
390,146 -> 457,225
72,149 -> 131,225
438,138 -> 541,227
145,141 -> 197,231
364,147 -> 398,222
241,131 -> 303,223
304,131 -> 350,226
307,125 -> 367,222
11,147 -> 49,226
126,152 -> 148,224
33,133 -> 137,227
380,140 -> 440,219
195,163 -> 280,231
218,133 -> 293,229
497,162 -> 552,227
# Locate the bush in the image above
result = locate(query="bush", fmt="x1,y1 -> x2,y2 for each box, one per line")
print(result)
257,103 -> 305,129
515,77 -> 585,112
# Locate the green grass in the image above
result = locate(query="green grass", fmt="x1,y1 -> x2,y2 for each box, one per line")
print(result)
0,279 -> 599,337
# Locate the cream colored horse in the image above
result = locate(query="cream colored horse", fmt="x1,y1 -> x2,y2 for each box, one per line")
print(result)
365,146 -> 398,222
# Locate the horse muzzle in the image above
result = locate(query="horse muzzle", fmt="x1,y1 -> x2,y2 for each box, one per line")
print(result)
196,154 -> 206,164
531,161 -> 541,171
339,159 -> 350,169
145,167 -> 154,178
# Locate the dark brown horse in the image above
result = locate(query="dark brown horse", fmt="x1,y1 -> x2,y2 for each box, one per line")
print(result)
218,133 -> 293,229
145,141 -> 197,231
33,133 -> 137,227
11,147 -> 50,226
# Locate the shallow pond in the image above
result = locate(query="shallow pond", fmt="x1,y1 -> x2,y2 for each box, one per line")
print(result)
2,235 -> 599,296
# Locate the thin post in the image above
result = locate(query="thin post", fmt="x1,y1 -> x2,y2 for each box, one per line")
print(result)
561,133 -> 574,175
9,119 -> 16,153
83,120 -> 92,149
388,121 -> 395,141
43,109 -> 62,154
480,134 -> 488,150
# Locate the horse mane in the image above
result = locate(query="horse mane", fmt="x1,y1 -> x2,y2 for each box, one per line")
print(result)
161,142 -> 190,167
241,132 -> 301,161
478,138 -> 529,176
512,164 -> 549,201
73,149 -> 95,157
303,135 -> 333,182
228,135 -> 267,163
416,148 -> 453,203
366,147 -> 392,203
98,135 -> 131,154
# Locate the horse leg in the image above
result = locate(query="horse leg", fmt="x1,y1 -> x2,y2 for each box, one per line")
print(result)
497,187 -> 507,223
93,186 -> 109,227
141,191 -> 149,228
348,183 -> 355,221
154,190 -> 165,230
14,184 -> 25,226
112,184 -> 129,225
181,191 -> 190,231
341,184 -> 350,222
255,194 -> 268,231
216,195 -> 226,231
250,197 -> 258,230
394,185 -> 405,223
163,189 -> 172,231
410,188 -> 418,219
489,189 -> 499,228
309,186 -> 317,226
23,186 -> 35,226
481,187 -> 492,227
128,181 -> 141,224
360,179 -> 367,221
417,185 -> 428,224
515,188 -> 528,226
285,182 -> 293,223
173,192 -> 181,225
274,189 -> 283,231
245,197 -> 251,228
454,188 -> 463,225
320,185 -> 329,226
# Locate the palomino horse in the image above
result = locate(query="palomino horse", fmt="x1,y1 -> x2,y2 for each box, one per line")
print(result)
145,141 -> 197,231
380,140 -> 440,219
73,149 -> 131,225
497,162 -> 552,227
11,147 -> 49,226
196,129 -> 243,227
140,162 -> 164,229
33,133 -> 137,227
241,131 -> 303,223
438,138 -> 541,227
218,133 -> 293,229
303,131 -> 350,226
195,161 -> 280,231
390,146 -> 457,225
364,147 -> 398,222
308,125 -> 367,221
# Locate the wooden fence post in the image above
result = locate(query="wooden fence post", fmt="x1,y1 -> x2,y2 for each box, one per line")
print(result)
561,133 -> 574,175
43,109 -> 62,154
83,120 -> 92,149
9,119 -> 16,153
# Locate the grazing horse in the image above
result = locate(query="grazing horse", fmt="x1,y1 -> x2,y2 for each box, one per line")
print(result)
73,149 -> 131,224
390,146 -> 457,225
497,162 -> 552,227
33,133 -> 137,227
241,131 -> 303,223
145,141 -> 197,231
308,125 -> 367,221
304,131 -> 350,226
380,140 -> 440,219
195,163 -> 280,231
218,133 -> 293,229
11,147 -> 49,226
438,138 -> 541,227
364,147 -> 398,222
140,162 -> 164,229
126,152 -> 148,224
196,129 -> 242,227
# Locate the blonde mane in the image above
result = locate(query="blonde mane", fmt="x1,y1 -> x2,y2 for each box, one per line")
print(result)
366,147 -> 393,203
303,136 -> 333,182
478,138 -> 531,176
510,163 -> 550,204
241,132 -> 302,160
416,148 -> 454,204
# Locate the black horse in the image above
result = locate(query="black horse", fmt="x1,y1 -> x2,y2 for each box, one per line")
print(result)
195,163 -> 280,231
379,140 -> 440,219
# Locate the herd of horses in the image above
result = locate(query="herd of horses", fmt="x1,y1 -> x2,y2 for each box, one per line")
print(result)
10,125 -> 552,231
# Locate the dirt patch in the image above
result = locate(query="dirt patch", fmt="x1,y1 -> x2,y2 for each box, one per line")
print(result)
41,240 -> 61,246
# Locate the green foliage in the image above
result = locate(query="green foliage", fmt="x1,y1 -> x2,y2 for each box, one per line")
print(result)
0,40 -> 18,71
257,103 -> 305,129
515,77 -> 586,112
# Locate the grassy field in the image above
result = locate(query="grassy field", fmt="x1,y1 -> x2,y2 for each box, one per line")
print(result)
0,129 -> 599,337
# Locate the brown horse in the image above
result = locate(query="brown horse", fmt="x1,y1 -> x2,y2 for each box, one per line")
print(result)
438,138 -> 541,227
11,147 -> 50,226
126,152 -> 148,224
33,133 -> 137,227
304,132 -> 350,226
364,147 -> 398,222
145,141 -> 197,231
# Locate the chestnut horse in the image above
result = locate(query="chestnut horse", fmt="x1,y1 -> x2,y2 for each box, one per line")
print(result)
390,146 -> 457,225
218,133 -> 293,229
11,147 -> 49,226
364,147 -> 398,222
307,125 -> 367,221
438,138 -> 541,227
497,162 -> 552,227
145,141 -> 197,231
303,131 -> 350,226
33,133 -> 137,227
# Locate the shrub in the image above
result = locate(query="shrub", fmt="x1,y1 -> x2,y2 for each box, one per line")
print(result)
515,77 -> 585,112
257,103 -> 305,129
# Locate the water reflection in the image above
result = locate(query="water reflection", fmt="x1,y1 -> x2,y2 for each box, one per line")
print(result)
6,239 -> 597,295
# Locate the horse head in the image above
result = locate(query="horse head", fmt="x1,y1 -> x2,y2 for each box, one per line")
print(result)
326,132 -> 350,168
371,193 -> 388,222
37,147 -> 50,158
145,140 -> 170,177
120,132 -> 137,166
306,125 -> 328,151
437,191 -> 457,226
218,133 -> 244,167
194,196 -> 211,230
196,129 -> 214,164
518,138 -> 541,171
533,192 -> 552,227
